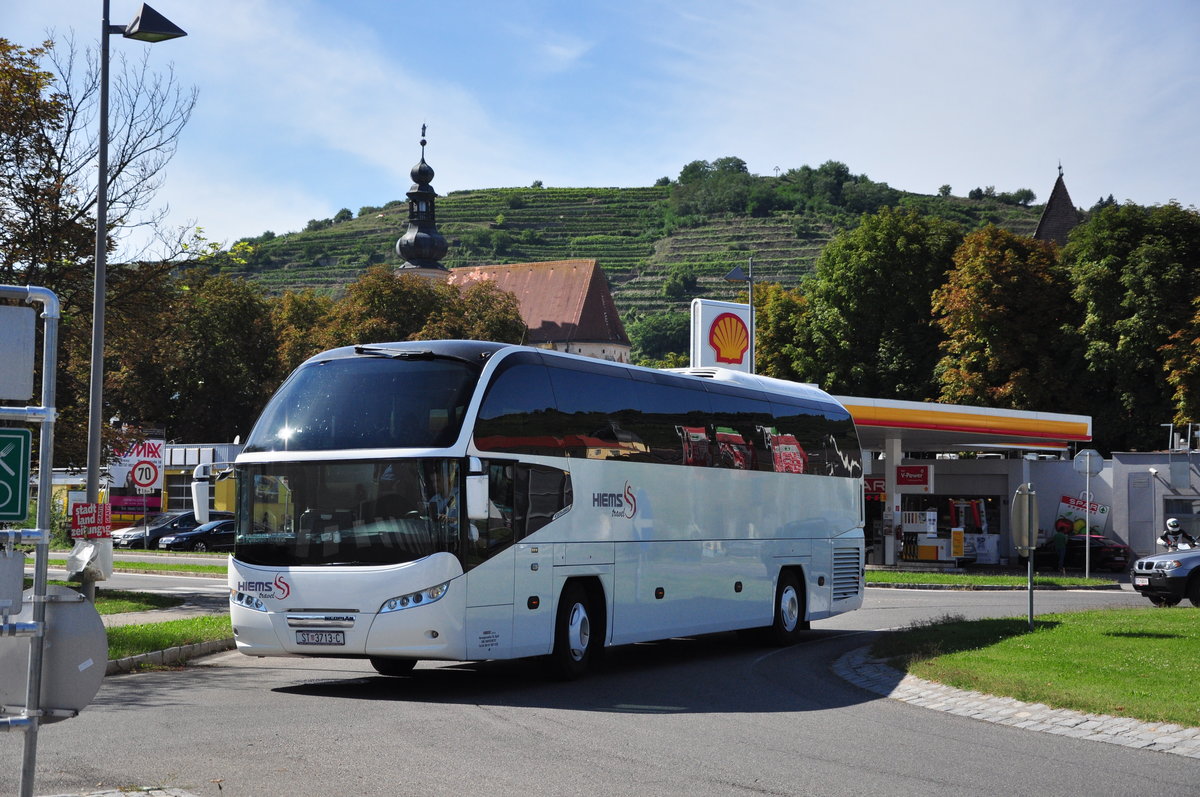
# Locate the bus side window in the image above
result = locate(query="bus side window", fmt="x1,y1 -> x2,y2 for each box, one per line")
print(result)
515,464 -> 573,538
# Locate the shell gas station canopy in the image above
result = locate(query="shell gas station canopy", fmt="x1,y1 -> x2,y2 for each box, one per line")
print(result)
837,395 -> 1092,454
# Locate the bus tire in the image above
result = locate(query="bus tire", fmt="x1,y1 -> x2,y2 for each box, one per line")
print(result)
548,582 -> 598,680
767,570 -> 808,645
370,657 -> 418,676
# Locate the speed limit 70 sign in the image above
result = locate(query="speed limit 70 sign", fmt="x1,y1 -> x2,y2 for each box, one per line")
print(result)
131,460 -> 162,491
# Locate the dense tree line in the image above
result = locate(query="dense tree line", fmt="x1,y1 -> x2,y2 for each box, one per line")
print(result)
0,39 -> 525,467
741,202 -> 1200,454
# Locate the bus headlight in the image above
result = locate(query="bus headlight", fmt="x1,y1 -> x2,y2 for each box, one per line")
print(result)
231,589 -> 268,612
380,581 -> 450,613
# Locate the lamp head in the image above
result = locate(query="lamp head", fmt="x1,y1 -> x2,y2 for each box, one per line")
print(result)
724,265 -> 748,283
123,3 -> 187,43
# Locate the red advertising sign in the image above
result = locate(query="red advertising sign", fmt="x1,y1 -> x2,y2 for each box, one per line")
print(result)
71,502 -> 112,540
865,476 -> 886,494
896,465 -> 930,486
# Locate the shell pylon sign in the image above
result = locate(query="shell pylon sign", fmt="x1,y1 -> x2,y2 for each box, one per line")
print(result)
690,299 -> 751,372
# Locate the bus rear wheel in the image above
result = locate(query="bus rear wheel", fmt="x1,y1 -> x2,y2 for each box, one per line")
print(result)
767,571 -> 809,645
370,657 -> 417,676
548,582 -> 598,680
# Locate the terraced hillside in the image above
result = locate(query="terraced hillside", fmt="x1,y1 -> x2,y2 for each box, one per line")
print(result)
237,184 -> 1045,315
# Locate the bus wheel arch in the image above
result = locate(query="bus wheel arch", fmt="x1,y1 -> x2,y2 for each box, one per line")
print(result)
769,566 -> 810,645
547,577 -> 606,679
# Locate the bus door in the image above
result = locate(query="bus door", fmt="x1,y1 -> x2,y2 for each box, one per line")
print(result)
465,459 -> 570,658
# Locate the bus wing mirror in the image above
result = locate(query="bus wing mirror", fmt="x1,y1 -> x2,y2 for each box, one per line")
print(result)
466,473 -> 489,522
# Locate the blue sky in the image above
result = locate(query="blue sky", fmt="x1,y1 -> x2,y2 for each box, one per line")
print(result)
8,0 -> 1200,257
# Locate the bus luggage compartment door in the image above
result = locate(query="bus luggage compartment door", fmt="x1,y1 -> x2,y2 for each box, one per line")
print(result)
511,542 -> 554,657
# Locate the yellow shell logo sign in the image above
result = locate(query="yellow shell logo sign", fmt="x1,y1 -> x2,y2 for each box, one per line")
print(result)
708,312 -> 749,364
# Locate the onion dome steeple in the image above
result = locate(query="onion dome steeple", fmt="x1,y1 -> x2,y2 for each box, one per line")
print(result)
395,125 -> 449,277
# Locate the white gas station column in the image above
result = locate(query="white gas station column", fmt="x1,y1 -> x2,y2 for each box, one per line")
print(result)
884,435 -> 903,565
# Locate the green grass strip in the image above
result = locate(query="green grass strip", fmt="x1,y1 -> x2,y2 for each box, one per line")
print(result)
866,570 -> 1113,588
25,580 -> 186,615
872,608 -> 1200,728
46,558 -> 227,576
106,615 -> 233,661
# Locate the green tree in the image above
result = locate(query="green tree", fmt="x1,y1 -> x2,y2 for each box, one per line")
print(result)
271,288 -> 334,374
333,207 -> 353,224
419,280 -> 526,343
625,310 -> 689,364
107,269 -> 279,443
660,263 -> 697,300
795,206 -> 963,397
320,266 -> 525,349
932,226 -> 1080,410
1162,297 -> 1200,426
677,159 -> 712,185
0,37 -> 194,465
1066,201 -> 1200,450
753,282 -> 808,381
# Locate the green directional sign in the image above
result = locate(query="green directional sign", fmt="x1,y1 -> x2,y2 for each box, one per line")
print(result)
0,428 -> 31,522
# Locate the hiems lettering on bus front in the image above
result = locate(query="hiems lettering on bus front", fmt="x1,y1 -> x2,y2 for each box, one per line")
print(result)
237,574 -> 291,600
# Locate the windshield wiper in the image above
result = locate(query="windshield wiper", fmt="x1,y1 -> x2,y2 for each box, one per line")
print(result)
353,346 -> 478,365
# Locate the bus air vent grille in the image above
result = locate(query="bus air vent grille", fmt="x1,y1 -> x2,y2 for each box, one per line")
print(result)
831,547 -> 861,601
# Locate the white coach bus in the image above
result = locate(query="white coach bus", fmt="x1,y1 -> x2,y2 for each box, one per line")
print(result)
229,340 -> 865,678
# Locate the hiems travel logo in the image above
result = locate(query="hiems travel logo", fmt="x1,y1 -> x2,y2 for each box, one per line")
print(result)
238,573 -> 291,600
592,481 -> 637,519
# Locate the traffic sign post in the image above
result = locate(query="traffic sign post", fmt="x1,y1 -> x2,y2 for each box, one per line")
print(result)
0,284 -> 64,797
0,428 -> 32,523
1073,449 -> 1104,579
1012,483 -> 1039,631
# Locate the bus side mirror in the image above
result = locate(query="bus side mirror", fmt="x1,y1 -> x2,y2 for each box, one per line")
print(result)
466,457 -> 488,522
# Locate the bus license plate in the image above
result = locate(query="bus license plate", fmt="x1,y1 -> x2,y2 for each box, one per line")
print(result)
296,630 -> 345,646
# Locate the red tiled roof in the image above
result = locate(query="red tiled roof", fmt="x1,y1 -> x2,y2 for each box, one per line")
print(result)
448,259 -> 630,347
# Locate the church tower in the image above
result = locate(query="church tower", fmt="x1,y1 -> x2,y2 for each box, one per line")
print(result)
1033,165 -> 1081,247
395,125 -> 450,278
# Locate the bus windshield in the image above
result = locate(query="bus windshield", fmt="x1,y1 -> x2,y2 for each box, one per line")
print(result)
235,459 -> 461,567
243,356 -> 479,453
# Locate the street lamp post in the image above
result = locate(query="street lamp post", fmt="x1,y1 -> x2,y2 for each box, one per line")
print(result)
723,256 -> 756,374
82,2 -> 185,600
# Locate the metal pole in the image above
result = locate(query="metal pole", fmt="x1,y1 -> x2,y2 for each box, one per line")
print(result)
1027,550 -> 1034,631
19,287 -> 60,797
83,0 -> 113,603
747,255 -> 754,375
1084,453 -> 1091,580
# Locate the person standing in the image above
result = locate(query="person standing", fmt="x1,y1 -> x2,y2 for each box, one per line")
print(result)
1053,525 -> 1069,572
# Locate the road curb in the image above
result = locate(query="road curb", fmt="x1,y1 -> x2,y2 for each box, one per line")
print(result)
833,646 -> 1200,758
867,582 -> 1122,591
105,638 -> 235,676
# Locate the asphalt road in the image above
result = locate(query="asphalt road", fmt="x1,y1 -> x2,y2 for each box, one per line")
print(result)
6,583 -> 1195,797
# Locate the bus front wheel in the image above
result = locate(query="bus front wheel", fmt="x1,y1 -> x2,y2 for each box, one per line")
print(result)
768,571 -> 809,645
548,582 -> 597,679
370,657 -> 418,676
